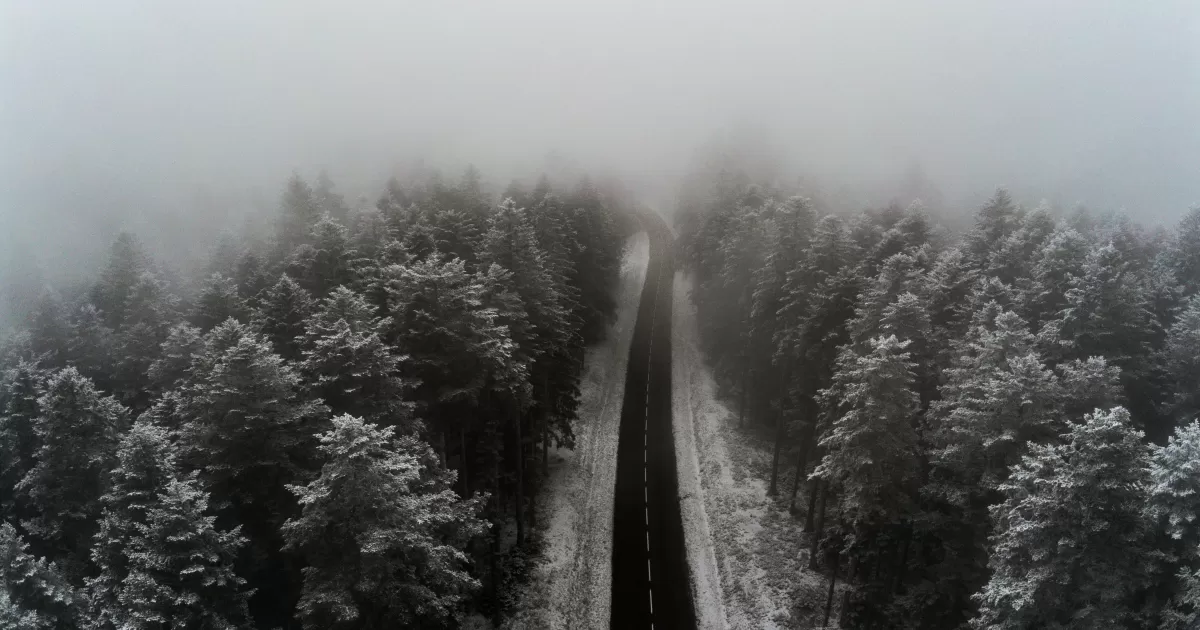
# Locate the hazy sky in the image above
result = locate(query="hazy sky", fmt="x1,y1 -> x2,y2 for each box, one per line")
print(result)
3,0 -> 1199,260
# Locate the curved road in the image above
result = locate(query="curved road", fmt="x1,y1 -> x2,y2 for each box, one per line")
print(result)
610,212 -> 696,630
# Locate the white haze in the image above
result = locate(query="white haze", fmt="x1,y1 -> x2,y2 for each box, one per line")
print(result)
2,0 -> 1199,274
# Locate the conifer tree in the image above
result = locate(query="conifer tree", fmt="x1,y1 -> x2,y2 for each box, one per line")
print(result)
278,173 -> 321,251
254,274 -> 316,361
300,286 -> 411,426
0,361 -> 43,526
91,232 -> 147,330
192,273 -> 247,331
0,522 -> 83,630
1164,294 -> 1200,426
813,335 -> 920,531
18,367 -> 127,582
282,415 -> 487,629
117,476 -> 251,630
973,407 -> 1153,629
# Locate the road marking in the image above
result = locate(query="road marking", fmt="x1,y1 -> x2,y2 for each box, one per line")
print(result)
650,589 -> 654,614
644,487 -> 648,503
646,531 -> 650,551
645,506 -> 649,524
647,558 -> 653,582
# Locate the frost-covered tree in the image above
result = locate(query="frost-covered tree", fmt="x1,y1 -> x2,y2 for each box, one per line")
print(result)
192,273 -> 247,331
253,274 -> 315,361
973,407 -> 1154,629
146,323 -> 202,393
112,272 -> 180,408
66,303 -> 115,389
115,477 -> 251,630
18,367 -> 127,581
813,335 -> 920,530
87,421 -> 252,630
278,173 -> 321,251
0,361 -> 43,526
173,319 -> 326,528
313,170 -> 349,222
90,232 -> 147,330
300,286 -> 411,426
0,523 -> 83,630
1164,295 -> 1200,426
282,415 -> 487,629
1021,225 -> 1089,330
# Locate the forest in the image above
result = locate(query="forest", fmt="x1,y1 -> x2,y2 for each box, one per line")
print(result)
0,168 -> 629,629
678,172 -> 1200,628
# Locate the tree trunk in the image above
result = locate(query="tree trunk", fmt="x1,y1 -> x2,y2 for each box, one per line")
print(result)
810,482 -> 828,570
460,428 -> 469,497
894,525 -> 911,595
788,428 -> 809,512
823,547 -> 839,628
542,371 -> 550,476
768,357 -> 791,496
514,404 -> 526,547
738,359 -> 749,428
838,589 -> 852,626
805,475 -> 819,532
439,430 -> 448,468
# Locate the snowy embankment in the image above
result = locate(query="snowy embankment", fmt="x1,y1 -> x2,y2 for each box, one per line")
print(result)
507,231 -> 650,630
673,272 -> 840,629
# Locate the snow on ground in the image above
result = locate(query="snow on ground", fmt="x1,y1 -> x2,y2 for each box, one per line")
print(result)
506,231 -> 650,630
672,272 -> 843,629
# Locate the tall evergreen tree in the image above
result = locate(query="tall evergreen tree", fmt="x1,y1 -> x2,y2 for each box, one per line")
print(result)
254,274 -> 316,361
282,415 -> 487,629
0,361 -> 44,528
0,523 -> 83,630
18,367 -> 127,582
973,407 -> 1154,629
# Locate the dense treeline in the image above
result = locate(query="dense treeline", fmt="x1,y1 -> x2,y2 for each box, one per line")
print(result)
680,179 -> 1200,628
0,168 -> 628,628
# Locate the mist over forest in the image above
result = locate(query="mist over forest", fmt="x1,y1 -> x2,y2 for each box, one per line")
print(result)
3,1 -> 1198,285
2,2 -> 1200,629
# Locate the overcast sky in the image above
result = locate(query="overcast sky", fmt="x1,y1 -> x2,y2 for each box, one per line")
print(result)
2,0 -> 1198,261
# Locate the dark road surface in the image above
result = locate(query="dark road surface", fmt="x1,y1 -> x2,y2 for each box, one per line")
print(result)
610,213 -> 696,630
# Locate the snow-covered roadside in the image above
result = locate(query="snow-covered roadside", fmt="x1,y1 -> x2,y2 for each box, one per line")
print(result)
672,272 -> 839,629
506,231 -> 650,630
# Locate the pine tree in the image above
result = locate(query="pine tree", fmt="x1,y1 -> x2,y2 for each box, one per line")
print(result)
964,189 -> 1021,270
1021,225 -> 1089,330
87,420 -> 179,629
300,286 -> 411,426
0,361 -> 43,527
173,319 -> 326,529
813,335 -> 920,530
66,303 -> 115,389
254,274 -> 316,361
313,170 -> 350,222
1148,422 -> 1200,628
146,323 -> 203,393
91,232 -> 147,330
1164,294 -> 1200,426
18,367 -> 127,582
192,273 -> 247,331
117,476 -> 251,630
0,523 -> 83,630
282,415 -> 487,629
278,173 -> 321,251
1168,206 -> 1200,297
26,291 -> 70,368
973,407 -> 1153,629
112,272 -> 180,409
292,216 -> 354,297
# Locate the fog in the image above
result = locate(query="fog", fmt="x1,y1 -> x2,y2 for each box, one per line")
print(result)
3,0 -> 1199,274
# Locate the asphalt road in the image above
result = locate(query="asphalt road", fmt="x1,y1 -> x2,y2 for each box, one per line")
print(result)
610,213 -> 696,630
